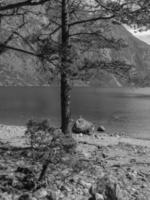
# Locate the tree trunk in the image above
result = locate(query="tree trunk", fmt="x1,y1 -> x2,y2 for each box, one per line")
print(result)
61,0 -> 71,134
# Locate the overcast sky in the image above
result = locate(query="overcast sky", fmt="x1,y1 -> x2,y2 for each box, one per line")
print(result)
126,26 -> 150,45
133,31 -> 150,45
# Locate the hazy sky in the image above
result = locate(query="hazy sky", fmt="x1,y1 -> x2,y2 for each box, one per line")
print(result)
126,26 -> 150,45
133,31 -> 150,45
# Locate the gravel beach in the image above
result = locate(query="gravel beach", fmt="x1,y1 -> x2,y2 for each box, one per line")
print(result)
1,125 -> 150,199
0,124 -> 26,146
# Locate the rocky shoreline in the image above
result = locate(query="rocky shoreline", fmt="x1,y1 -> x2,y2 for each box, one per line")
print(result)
0,123 -> 150,199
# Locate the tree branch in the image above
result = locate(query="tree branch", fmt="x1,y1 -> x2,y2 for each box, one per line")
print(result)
69,14 -> 115,27
0,0 -> 49,11
69,31 -> 101,37
13,31 -> 36,52
49,26 -> 61,37
0,43 -> 41,57
95,0 -> 127,11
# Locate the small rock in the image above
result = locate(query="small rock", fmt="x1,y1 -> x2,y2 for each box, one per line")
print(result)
97,126 -> 105,132
47,190 -> 58,200
16,167 -> 33,175
0,163 -> 7,170
130,158 -> 136,163
0,174 -> 13,186
83,188 -> 89,195
22,178 -> 35,190
33,188 -> 48,199
126,170 -> 137,181
95,193 -> 104,200
79,180 -> 92,189
60,185 -> 71,193
94,135 -> 99,139
61,169 -> 70,176
18,193 -> 32,200
102,153 -> 107,159
90,175 -> 121,200
15,167 -> 36,190
0,193 -> 14,200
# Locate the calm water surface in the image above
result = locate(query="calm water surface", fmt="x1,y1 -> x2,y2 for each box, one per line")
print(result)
0,87 -> 150,138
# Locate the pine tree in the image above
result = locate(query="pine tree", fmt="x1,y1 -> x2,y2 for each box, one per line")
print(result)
0,0 -> 150,134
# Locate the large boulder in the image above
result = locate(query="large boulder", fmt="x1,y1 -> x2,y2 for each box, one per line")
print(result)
72,118 -> 94,135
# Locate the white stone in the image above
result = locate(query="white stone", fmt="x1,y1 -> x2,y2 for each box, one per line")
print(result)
95,193 -> 104,200
33,188 -> 48,199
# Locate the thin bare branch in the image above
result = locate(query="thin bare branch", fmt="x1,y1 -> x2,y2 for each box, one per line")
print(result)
13,31 -> 36,52
0,43 -> 40,57
49,26 -> 61,37
69,14 -> 115,27
0,0 -> 49,11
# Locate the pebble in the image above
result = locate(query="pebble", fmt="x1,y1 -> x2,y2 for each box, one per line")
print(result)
95,193 -> 104,200
97,126 -> 105,132
33,188 -> 48,199
18,193 -> 33,200
79,180 -> 92,188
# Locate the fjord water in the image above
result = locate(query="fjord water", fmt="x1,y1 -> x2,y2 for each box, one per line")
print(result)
0,87 -> 150,138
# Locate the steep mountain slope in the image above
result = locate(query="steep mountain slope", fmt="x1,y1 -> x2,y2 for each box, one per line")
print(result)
86,22 -> 150,87
0,28 -> 45,86
108,23 -> 150,86
0,51 -> 45,86
0,21 -> 150,86
113,25 -> 150,65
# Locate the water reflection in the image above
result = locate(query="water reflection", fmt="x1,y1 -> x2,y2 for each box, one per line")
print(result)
0,87 -> 149,138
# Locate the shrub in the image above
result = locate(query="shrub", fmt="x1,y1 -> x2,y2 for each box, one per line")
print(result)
24,119 -> 77,162
25,119 -> 54,149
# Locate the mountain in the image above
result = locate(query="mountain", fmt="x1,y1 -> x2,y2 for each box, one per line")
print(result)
90,22 -> 150,87
110,22 -> 150,86
0,21 -> 150,87
0,51 -> 45,86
